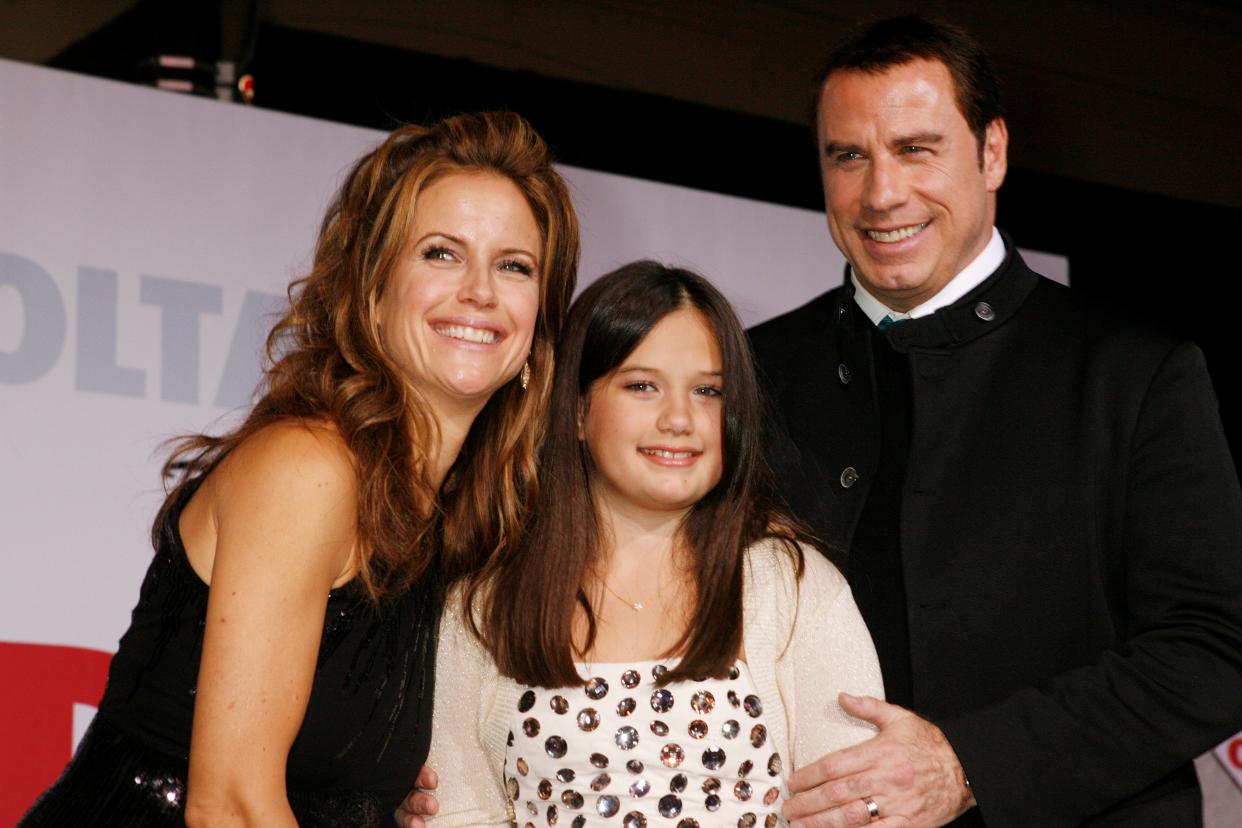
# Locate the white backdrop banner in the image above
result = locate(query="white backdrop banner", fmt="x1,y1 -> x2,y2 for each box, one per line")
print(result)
0,57 -> 1069,819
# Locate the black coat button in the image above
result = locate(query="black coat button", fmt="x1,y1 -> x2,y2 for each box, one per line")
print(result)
974,301 -> 995,321
837,364 -> 852,385
839,467 -> 859,488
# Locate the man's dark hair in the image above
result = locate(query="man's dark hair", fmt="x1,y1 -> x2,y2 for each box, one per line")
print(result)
814,15 -> 1005,158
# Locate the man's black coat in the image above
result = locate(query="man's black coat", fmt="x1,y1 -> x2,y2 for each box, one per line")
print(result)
748,240 -> 1242,826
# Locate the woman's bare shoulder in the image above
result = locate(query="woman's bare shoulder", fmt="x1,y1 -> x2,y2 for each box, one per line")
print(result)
184,418 -> 359,585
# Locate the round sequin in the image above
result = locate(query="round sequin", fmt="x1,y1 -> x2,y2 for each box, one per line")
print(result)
738,814 -> 756,827
590,752 -> 609,768
659,794 -> 684,818
650,688 -> 674,713
522,717 -> 540,737
690,690 -> 715,714
597,795 -> 620,817
722,719 -> 740,739
727,690 -> 741,708
537,779 -> 553,800
765,815 -> 779,828
621,669 -> 641,688
586,677 -> 609,699
615,725 -> 639,750
617,697 -> 636,717
577,708 -> 600,732
738,759 -> 753,777
545,736 -> 567,758
679,821 -> 702,828
518,689 -> 536,712
507,730 -> 514,746
516,757 -> 529,776
573,817 -> 587,828
547,804 -> 558,824
626,759 -> 645,774
630,778 -> 651,797
729,665 -> 741,680
750,724 -> 767,748
660,743 -> 685,768
562,790 -> 584,809
590,772 -> 611,791
623,812 -> 648,828
688,719 -> 708,739
702,777 -> 721,794
763,786 -> 780,806
528,800 -> 538,815
705,794 -> 721,812
702,746 -> 726,770
652,664 -> 668,680
735,780 -> 754,801
557,768 -> 576,783
670,773 -> 688,793
550,695 -> 569,714
767,753 -> 782,776
650,720 -> 670,737
743,695 -> 763,718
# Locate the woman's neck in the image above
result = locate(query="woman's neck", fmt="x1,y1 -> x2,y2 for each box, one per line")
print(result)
423,399 -> 487,488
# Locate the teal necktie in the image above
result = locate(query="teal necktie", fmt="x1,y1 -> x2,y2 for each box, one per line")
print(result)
877,314 -> 896,331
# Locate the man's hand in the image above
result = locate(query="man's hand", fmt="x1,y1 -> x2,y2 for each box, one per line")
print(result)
393,765 -> 439,828
782,693 -> 976,827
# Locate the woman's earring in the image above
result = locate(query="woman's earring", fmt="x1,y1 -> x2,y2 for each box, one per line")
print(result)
520,361 -> 531,391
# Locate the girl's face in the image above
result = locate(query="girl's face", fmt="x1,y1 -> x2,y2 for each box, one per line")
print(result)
582,307 -> 724,520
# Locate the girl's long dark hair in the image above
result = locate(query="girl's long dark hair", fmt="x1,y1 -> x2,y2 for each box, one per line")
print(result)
469,260 -> 817,686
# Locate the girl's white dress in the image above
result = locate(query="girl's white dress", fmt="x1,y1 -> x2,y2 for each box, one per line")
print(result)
507,660 -> 781,826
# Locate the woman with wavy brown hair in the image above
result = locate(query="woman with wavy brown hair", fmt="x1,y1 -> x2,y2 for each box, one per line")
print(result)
20,111 -> 578,828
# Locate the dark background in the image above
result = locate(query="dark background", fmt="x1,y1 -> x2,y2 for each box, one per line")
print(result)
4,0 -> 1240,460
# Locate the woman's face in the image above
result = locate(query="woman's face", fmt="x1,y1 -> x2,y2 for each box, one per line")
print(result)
582,307 -> 725,520
378,171 -> 542,418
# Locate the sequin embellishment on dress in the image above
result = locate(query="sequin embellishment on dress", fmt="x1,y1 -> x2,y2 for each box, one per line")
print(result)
504,661 -> 784,827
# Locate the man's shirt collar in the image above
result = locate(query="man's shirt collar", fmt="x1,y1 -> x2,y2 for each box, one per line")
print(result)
851,227 -> 1005,327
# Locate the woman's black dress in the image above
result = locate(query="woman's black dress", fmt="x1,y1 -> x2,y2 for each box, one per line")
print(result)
20,476 -> 440,826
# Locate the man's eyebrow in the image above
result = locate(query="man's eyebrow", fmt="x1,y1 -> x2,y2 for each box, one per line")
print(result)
891,132 -> 944,148
823,140 -> 862,157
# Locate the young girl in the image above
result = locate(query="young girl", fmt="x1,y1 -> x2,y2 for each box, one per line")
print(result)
426,261 -> 881,827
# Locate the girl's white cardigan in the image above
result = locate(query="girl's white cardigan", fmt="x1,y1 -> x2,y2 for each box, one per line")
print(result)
425,540 -> 884,825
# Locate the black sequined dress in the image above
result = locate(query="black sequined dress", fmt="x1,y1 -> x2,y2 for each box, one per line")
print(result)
20,475 -> 440,827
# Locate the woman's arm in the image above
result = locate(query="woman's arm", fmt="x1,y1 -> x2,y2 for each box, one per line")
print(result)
422,591 -> 513,826
182,421 -> 358,828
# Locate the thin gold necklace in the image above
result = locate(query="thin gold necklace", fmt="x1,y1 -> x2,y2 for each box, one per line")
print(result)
601,580 -> 646,612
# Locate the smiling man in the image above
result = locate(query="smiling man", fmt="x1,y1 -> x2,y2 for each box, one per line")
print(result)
748,15 -> 1242,828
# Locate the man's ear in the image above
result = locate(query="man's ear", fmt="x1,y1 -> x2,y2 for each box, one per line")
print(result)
982,117 -> 1008,192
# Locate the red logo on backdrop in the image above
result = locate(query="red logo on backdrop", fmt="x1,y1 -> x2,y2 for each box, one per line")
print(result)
0,642 -> 112,825
1216,734 -> 1242,794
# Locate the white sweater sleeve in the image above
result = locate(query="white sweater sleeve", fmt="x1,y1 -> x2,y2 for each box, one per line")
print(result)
424,594 -> 513,827
783,550 -> 885,770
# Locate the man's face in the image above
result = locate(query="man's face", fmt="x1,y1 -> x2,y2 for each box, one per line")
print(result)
817,58 -> 1007,312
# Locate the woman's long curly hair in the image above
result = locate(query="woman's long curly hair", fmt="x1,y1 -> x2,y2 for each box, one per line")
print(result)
153,111 -> 580,600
